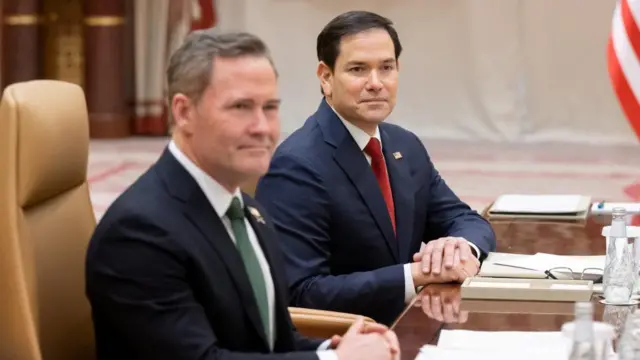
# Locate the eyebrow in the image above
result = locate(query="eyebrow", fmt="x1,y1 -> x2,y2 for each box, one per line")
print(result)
345,58 -> 396,66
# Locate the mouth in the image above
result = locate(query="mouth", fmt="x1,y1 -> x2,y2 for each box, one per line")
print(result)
360,99 -> 386,103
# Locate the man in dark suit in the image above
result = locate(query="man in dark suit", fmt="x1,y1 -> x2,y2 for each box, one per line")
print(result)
254,11 -> 497,325
85,30 -> 399,360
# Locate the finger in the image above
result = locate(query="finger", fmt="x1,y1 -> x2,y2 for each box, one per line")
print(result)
421,242 -> 435,273
345,316 -> 365,336
443,302 -> 455,323
431,295 -> 444,322
452,249 -> 461,270
413,298 -> 422,307
459,310 -> 469,323
442,239 -> 457,269
422,294 -> 434,319
362,322 -> 389,335
430,241 -> 445,275
383,330 -> 400,354
457,239 -> 472,262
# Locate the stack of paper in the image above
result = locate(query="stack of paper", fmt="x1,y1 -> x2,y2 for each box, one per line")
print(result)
487,194 -> 591,220
416,330 -> 571,360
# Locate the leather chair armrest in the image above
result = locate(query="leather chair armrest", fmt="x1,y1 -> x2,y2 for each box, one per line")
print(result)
288,307 -> 376,339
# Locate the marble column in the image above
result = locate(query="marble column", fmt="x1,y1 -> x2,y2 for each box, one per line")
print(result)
83,0 -> 129,138
2,0 -> 43,88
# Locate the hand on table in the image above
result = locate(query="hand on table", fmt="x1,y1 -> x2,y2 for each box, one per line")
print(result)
334,317 -> 400,360
413,284 -> 468,324
412,237 -> 480,285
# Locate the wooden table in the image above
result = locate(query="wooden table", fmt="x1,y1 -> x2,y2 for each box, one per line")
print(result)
391,213 -> 632,360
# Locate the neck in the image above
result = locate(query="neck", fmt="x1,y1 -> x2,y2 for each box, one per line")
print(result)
326,97 -> 377,136
172,134 -> 240,194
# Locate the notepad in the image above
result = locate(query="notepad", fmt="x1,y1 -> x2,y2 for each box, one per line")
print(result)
487,194 -> 591,220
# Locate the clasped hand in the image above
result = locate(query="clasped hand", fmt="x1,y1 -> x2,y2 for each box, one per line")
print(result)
411,237 -> 480,286
330,317 -> 400,360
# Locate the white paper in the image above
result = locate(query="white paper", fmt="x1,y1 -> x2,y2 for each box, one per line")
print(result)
414,330 -> 572,360
591,202 -> 640,215
417,345 -> 569,360
493,252 -> 605,275
491,194 -> 588,214
437,329 -> 569,351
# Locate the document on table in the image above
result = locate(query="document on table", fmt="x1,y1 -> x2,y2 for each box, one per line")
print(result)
489,194 -> 590,214
416,330 -> 571,360
492,252 -> 605,276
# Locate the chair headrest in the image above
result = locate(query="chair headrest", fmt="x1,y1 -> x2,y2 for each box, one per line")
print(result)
0,80 -> 90,208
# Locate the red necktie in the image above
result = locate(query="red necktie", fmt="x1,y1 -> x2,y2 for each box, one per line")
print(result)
364,138 -> 396,235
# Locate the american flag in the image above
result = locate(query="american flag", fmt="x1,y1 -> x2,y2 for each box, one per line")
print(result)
191,0 -> 217,31
608,0 -> 640,141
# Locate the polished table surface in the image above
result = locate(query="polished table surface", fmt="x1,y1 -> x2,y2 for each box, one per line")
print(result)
390,213 -> 632,360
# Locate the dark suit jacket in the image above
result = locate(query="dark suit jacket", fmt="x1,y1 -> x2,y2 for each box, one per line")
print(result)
254,99 -> 497,325
85,149 -> 324,360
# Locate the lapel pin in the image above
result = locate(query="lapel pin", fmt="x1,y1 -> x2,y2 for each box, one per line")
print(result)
248,206 -> 266,224
393,152 -> 403,159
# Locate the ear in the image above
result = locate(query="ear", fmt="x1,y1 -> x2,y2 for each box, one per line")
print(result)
171,93 -> 195,135
316,61 -> 333,97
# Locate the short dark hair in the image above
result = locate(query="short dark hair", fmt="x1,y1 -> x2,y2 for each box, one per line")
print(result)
166,30 -> 276,124
316,11 -> 402,71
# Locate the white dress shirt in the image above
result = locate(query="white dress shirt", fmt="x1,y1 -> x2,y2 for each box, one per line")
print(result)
331,108 -> 480,304
169,141 -> 336,360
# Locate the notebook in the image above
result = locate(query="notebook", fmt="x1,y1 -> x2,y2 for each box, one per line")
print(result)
487,194 -> 591,220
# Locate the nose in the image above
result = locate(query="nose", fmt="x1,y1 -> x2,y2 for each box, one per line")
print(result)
250,109 -> 271,135
366,70 -> 383,91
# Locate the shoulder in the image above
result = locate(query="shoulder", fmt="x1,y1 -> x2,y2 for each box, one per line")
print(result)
88,168 -> 183,256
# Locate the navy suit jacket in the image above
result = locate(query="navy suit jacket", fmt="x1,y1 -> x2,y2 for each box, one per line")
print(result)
255,99 -> 496,325
85,149 -> 323,360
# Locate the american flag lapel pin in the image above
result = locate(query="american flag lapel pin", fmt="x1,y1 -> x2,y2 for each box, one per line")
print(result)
249,207 -> 266,224
393,152 -> 403,159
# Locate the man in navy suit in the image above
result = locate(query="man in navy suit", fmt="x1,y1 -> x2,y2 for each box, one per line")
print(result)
85,30 -> 399,360
255,11 -> 497,325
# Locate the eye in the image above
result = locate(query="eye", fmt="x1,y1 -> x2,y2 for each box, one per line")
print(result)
349,66 -> 364,73
234,102 -> 251,110
264,104 -> 279,112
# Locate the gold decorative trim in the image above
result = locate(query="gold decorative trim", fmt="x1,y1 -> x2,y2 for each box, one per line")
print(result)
84,16 -> 125,27
4,14 -> 43,25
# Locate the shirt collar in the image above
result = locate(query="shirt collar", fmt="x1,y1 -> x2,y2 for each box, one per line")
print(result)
329,105 -> 382,151
168,140 -> 244,218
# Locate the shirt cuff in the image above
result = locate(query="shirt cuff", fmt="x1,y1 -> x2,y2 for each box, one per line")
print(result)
465,240 -> 481,259
403,263 -> 418,304
317,350 -> 339,360
318,339 -> 332,350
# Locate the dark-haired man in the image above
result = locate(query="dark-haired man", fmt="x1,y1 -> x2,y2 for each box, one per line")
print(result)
255,11 -> 496,325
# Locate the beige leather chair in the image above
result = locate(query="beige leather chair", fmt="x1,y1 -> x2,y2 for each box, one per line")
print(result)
0,80 -> 96,359
289,307 -> 376,338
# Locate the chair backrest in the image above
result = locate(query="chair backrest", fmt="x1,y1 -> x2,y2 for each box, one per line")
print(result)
0,80 -> 96,359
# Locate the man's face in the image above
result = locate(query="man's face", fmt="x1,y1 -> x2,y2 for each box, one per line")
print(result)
174,56 -> 280,188
318,28 -> 399,133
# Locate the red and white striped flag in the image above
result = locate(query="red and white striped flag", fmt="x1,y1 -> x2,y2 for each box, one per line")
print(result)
608,0 -> 640,141
191,0 -> 217,31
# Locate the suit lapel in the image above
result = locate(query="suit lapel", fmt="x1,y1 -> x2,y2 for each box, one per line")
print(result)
333,131 -> 399,262
381,128 -> 415,262
180,193 -> 270,349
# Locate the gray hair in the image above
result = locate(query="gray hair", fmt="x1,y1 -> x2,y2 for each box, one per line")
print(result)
166,30 -> 276,123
